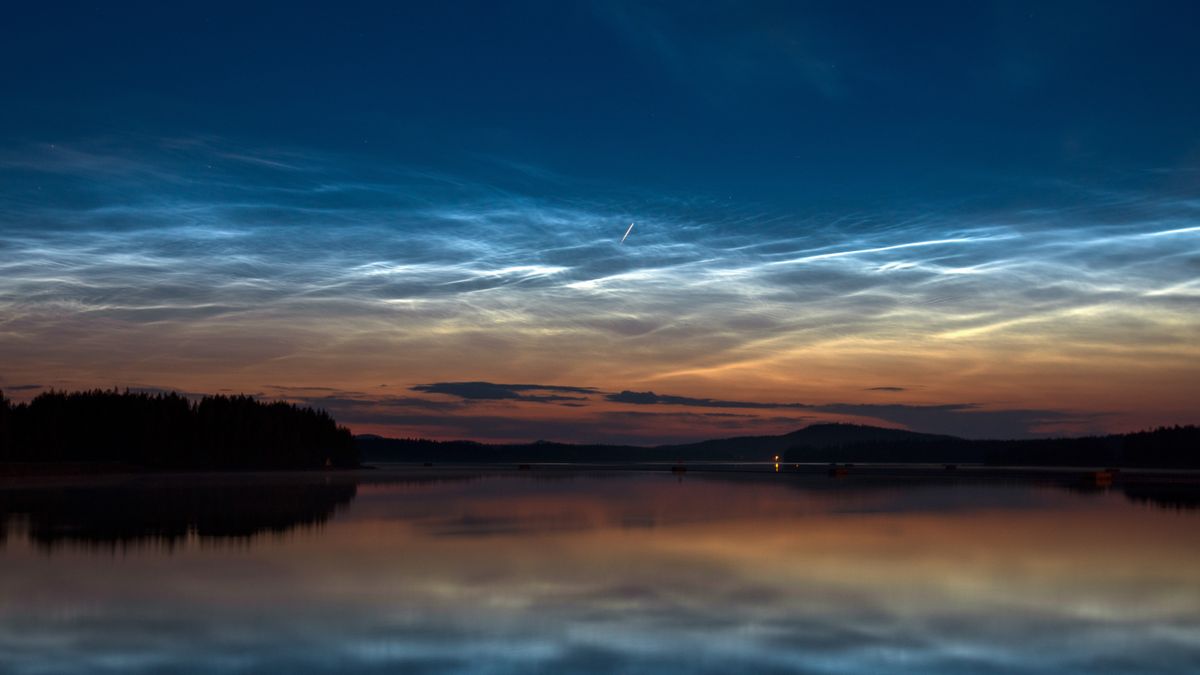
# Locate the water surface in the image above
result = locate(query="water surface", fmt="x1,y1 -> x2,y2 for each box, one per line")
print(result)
2,469 -> 1198,673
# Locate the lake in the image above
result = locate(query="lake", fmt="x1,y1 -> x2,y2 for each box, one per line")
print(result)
2,467 -> 1199,673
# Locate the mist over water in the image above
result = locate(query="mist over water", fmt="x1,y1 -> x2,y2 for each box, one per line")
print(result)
2,470 -> 1198,674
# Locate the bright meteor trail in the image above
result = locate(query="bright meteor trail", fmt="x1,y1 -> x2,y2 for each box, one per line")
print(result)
621,222 -> 634,243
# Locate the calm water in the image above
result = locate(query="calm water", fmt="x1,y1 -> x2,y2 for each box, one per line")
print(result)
2,468 -> 1199,674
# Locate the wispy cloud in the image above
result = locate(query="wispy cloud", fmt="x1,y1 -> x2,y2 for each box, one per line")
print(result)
1,135 -> 1197,440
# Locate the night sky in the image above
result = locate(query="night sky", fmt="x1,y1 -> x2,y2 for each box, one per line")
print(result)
2,1 -> 1198,443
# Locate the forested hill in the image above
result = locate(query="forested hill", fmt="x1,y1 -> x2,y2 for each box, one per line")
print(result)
0,389 -> 358,470
782,425 -> 1200,468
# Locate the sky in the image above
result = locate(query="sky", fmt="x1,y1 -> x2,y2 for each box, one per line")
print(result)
1,1 -> 1198,443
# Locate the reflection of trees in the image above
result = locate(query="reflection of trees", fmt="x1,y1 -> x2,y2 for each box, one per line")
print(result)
1122,483 -> 1200,511
2,468 -> 1197,554
0,473 -> 492,553
0,479 -> 357,551
1020,474 -> 1200,512
744,468 -> 1200,514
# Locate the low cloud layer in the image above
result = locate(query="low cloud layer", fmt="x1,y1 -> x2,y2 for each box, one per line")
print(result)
235,380 -> 1102,441
606,390 -> 805,409
411,382 -> 597,403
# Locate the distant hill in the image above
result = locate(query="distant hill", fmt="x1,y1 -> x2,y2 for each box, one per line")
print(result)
664,423 -> 955,459
357,423 -> 954,463
358,423 -> 1200,468
781,425 -> 1200,467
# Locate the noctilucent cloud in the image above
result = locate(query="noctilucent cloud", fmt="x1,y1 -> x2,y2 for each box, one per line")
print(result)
2,2 -> 1198,443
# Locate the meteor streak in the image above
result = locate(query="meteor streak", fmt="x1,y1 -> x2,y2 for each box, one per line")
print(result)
621,222 -> 635,243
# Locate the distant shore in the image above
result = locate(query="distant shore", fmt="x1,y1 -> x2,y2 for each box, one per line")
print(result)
7,459 -> 1198,484
364,460 -> 1200,480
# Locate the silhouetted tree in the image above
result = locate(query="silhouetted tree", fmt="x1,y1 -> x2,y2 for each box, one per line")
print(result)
0,390 -> 11,460
0,389 -> 357,469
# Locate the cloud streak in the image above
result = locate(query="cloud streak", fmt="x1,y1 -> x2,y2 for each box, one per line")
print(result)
411,382 -> 597,403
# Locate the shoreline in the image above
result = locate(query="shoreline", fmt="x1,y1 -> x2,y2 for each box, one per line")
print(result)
4,460 -> 1199,487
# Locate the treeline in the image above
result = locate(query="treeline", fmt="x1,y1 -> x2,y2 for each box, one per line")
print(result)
356,436 -> 659,463
0,389 -> 358,469
359,423 -> 1200,468
783,425 -> 1200,468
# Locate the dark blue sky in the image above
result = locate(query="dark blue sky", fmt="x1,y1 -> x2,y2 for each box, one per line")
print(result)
2,1 -> 1199,441
7,1 -> 1199,207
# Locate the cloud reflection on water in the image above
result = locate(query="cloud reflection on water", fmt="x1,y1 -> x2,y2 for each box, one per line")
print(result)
1,471 -> 1198,673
